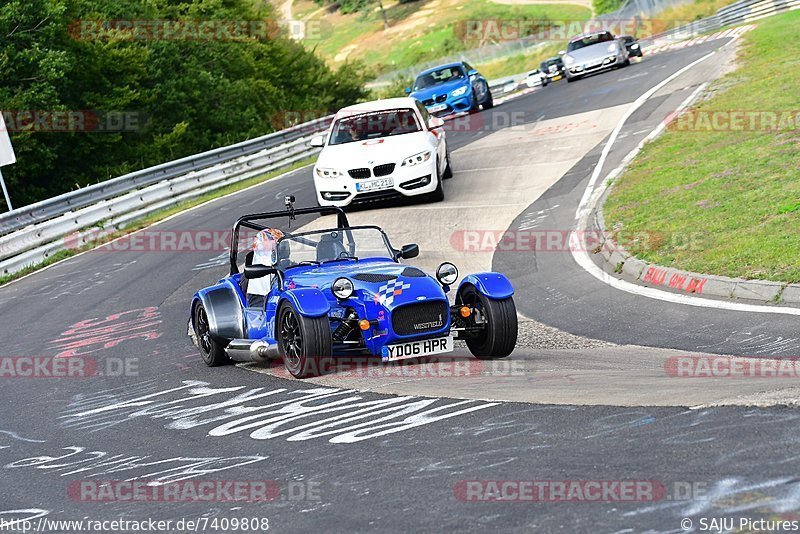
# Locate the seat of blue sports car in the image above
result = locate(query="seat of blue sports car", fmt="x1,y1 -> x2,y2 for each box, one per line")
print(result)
316,234 -> 346,263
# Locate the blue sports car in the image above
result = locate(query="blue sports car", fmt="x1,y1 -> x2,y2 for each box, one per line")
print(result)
406,61 -> 494,117
189,197 -> 518,378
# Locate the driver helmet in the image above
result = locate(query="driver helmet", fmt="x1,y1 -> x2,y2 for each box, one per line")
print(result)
252,228 -> 284,267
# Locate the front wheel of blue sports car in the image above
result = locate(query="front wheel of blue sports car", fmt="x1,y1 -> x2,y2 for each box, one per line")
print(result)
193,303 -> 231,367
458,285 -> 518,359
277,302 -> 332,378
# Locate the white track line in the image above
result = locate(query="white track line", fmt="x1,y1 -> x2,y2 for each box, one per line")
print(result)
569,33 -> 800,316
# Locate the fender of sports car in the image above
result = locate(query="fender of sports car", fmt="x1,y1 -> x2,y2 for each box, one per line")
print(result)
191,281 -> 245,340
279,288 -> 331,318
458,273 -> 515,300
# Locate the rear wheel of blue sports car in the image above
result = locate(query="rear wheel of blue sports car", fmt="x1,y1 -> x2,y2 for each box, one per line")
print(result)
277,302 -> 332,378
193,303 -> 231,366
458,285 -> 518,359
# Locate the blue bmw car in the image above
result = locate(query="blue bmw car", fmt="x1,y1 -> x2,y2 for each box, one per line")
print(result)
406,61 -> 493,117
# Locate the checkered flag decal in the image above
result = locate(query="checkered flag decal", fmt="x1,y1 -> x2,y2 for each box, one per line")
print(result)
375,278 -> 411,306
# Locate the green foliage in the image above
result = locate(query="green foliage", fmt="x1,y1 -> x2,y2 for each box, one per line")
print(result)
593,0 -> 624,15
0,0 -> 367,208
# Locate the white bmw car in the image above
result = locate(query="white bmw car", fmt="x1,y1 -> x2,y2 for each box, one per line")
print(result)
310,97 -> 451,207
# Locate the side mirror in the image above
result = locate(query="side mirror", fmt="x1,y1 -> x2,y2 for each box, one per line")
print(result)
428,116 -> 445,130
309,135 -> 325,148
404,87 -> 412,94
398,244 -> 419,259
244,264 -> 277,279
558,50 -> 566,55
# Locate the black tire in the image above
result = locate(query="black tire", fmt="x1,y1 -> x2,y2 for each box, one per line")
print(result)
482,91 -> 494,109
443,151 -> 453,179
621,58 -> 631,67
193,303 -> 231,366
277,301 -> 332,378
567,75 -> 578,83
458,285 -> 518,359
426,162 -> 445,202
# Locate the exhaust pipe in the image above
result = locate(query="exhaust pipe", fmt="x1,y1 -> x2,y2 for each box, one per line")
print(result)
225,339 -> 279,363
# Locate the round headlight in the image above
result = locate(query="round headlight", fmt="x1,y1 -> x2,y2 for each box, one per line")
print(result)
332,277 -> 354,299
436,262 -> 459,285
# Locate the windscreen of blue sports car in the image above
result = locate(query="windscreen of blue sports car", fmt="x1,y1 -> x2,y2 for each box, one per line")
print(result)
412,66 -> 466,90
278,227 -> 395,265
330,109 -> 421,145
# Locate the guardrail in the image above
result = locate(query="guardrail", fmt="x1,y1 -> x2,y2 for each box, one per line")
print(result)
0,117 -> 332,276
640,0 -> 799,48
0,116 -> 333,237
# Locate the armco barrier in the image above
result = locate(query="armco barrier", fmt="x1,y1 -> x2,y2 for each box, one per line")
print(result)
0,115 -> 333,237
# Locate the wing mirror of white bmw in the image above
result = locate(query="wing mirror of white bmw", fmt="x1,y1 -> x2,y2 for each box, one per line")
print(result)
428,117 -> 445,130
309,135 -> 325,148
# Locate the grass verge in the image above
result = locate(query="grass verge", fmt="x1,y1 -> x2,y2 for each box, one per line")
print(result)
0,157 -> 316,287
603,10 -> 800,283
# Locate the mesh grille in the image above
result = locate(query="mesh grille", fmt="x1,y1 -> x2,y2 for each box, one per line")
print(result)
392,301 -> 448,336
348,168 -> 371,179
353,273 -> 396,283
422,99 -> 434,106
373,163 -> 395,177
435,94 -> 447,103
353,190 -> 403,204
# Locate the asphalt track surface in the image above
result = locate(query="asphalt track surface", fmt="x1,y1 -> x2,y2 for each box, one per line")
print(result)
2,38 -> 799,532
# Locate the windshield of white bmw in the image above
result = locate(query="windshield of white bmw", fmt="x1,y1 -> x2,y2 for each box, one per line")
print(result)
329,109 -> 422,145
413,66 -> 466,90
276,227 -> 395,266
567,32 -> 614,52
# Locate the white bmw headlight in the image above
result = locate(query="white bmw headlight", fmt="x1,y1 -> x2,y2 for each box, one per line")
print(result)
564,55 -> 575,65
451,86 -> 468,97
436,262 -> 458,285
401,151 -> 431,167
332,277 -> 354,299
315,167 -> 343,178
607,43 -> 617,53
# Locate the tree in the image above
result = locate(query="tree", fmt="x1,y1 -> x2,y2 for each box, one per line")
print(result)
0,0 -> 367,208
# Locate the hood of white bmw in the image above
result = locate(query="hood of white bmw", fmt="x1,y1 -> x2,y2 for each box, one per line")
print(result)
316,131 -> 433,169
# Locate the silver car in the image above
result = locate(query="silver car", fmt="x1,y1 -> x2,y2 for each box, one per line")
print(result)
562,31 -> 630,83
